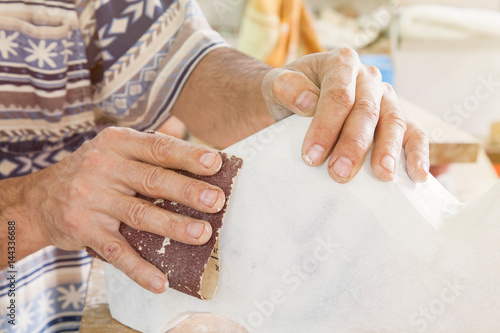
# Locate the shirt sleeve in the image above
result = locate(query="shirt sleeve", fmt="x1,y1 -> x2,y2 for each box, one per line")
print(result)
75,0 -> 228,131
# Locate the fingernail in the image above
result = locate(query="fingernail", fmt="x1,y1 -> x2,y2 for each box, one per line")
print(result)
150,275 -> 167,293
295,91 -> 318,112
304,144 -> 325,166
332,157 -> 353,179
188,222 -> 209,239
380,155 -> 396,174
420,161 -> 429,173
200,153 -> 217,169
201,189 -> 218,208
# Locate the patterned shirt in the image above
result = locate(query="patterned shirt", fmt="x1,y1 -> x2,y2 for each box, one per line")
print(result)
0,0 -> 226,332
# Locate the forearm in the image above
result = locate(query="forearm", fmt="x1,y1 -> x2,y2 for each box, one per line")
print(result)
171,47 -> 274,148
0,175 -> 49,269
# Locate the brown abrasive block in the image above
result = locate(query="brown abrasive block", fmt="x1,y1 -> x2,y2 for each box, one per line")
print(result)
87,152 -> 243,300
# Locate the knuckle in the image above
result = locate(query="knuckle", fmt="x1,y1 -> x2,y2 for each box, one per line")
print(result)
329,86 -> 355,110
406,125 -> 430,151
365,65 -> 382,80
391,113 -> 407,132
180,180 -> 200,203
116,262 -> 140,283
271,78 -> 282,98
104,241 -> 124,263
345,136 -> 371,161
338,47 -> 357,60
325,48 -> 359,69
413,128 -> 429,145
151,135 -> 175,165
142,167 -> 164,194
381,137 -> 402,153
407,121 -> 428,141
330,55 -> 353,70
383,82 -> 395,94
275,70 -> 295,85
60,210 -> 79,233
355,99 -> 380,122
380,110 -> 407,132
67,177 -> 92,199
160,213 -> 184,239
125,261 -> 142,281
272,70 -> 297,99
128,202 -> 151,229
98,126 -> 125,142
80,149 -> 103,170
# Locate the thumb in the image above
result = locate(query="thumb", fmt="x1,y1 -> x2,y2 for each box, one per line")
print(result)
261,69 -> 320,121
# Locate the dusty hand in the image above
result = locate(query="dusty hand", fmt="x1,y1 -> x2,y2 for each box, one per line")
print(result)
262,47 -> 429,183
28,128 -> 225,293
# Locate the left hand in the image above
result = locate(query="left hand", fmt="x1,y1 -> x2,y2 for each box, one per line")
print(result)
261,47 -> 429,184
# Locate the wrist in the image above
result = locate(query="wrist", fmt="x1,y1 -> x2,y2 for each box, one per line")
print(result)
251,67 -> 274,119
245,63 -> 277,133
1,173 -> 50,266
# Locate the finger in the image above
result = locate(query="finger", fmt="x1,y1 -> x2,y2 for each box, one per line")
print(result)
90,230 -> 169,294
96,127 -> 222,175
264,69 -> 320,117
371,83 -> 407,182
118,160 -> 225,213
403,119 -> 430,183
108,194 -> 212,245
301,52 -> 361,167
327,66 -> 384,183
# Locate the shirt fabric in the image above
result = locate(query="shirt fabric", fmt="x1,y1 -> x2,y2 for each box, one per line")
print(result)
0,0 -> 226,331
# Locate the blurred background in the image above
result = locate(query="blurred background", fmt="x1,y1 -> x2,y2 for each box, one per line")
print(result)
173,0 -> 500,202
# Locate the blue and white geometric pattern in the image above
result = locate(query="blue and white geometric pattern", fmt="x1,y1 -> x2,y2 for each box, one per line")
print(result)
0,131 -> 95,179
0,1 -> 227,332
0,248 -> 92,333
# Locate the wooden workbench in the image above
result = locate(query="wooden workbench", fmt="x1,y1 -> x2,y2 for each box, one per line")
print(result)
81,259 -> 248,332
399,98 -> 481,165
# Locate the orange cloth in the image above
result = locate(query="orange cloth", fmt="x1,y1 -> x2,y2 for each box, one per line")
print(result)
238,0 -> 325,67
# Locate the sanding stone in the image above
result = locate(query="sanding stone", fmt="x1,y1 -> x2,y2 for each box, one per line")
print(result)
88,152 -> 242,300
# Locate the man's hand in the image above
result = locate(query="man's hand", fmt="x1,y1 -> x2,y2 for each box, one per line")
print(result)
261,47 -> 429,183
22,128 -> 225,293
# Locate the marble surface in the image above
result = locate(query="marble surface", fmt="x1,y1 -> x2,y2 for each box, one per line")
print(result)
103,116 -> 500,333
81,106 -> 492,332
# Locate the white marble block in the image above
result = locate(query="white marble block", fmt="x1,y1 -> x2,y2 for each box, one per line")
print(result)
105,115 -> 500,333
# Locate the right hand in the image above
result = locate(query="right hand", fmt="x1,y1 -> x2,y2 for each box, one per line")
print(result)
27,127 -> 226,293
261,48 -> 429,184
